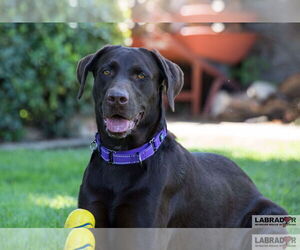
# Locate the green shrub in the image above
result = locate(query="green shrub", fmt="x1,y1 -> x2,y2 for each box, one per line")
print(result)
0,23 -> 128,141
230,55 -> 270,87
0,0 -> 129,22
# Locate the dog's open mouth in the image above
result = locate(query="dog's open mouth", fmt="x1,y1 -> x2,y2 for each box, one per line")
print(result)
104,112 -> 143,137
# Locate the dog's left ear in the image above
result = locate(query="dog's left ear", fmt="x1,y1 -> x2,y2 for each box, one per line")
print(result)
76,45 -> 121,99
151,50 -> 184,112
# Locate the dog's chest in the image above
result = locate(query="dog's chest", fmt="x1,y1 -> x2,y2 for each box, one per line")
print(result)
102,164 -> 144,186
88,161 -> 153,200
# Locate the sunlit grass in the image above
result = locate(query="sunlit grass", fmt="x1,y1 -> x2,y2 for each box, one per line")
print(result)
29,194 -> 76,209
0,149 -> 89,227
0,143 -> 299,227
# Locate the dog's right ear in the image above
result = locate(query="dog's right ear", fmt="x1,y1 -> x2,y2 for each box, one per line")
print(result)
76,45 -> 121,99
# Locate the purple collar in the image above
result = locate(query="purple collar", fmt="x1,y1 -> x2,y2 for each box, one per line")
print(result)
93,128 -> 167,165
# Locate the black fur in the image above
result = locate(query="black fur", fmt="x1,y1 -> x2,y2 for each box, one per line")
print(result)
77,45 -> 287,228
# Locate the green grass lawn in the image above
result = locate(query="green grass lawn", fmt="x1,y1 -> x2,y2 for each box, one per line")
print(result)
0,143 -> 299,228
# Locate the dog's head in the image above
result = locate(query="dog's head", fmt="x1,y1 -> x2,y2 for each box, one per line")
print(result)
77,45 -> 184,139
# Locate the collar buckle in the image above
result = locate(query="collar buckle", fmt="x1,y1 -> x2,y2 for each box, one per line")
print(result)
150,137 -> 157,152
136,152 -> 143,167
108,150 -> 115,164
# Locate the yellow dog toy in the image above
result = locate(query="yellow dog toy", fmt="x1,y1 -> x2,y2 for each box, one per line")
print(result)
64,208 -> 95,228
64,209 -> 96,250
64,228 -> 95,250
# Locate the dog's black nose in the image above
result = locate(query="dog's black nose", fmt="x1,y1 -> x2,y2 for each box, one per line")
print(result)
106,88 -> 129,105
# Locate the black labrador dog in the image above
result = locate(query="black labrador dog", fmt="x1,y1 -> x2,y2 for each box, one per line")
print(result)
77,45 -> 287,228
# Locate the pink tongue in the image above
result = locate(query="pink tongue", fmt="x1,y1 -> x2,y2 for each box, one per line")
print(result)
106,118 -> 134,133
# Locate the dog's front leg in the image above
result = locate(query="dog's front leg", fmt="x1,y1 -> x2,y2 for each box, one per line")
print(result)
78,184 -> 110,227
79,202 -> 110,228
113,202 -> 158,227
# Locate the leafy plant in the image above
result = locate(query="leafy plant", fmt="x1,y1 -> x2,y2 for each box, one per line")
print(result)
0,0 -> 129,22
0,23 -> 129,141
230,56 -> 270,87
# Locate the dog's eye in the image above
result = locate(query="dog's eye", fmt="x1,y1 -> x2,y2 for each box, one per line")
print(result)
102,70 -> 111,76
137,72 -> 146,80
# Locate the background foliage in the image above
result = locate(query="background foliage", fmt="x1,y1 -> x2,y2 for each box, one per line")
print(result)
230,55 -> 270,87
0,23 -> 128,141
0,0 -> 130,22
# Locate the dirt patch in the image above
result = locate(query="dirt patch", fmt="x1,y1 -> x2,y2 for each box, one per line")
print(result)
168,121 -> 300,152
